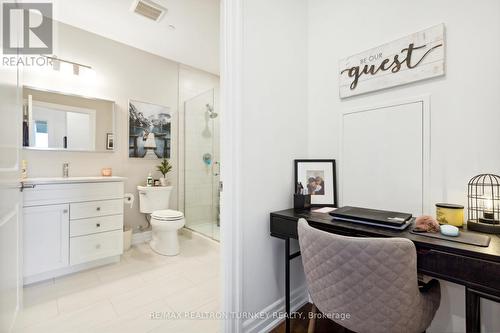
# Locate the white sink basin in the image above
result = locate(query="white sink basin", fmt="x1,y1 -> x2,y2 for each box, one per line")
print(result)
22,176 -> 127,185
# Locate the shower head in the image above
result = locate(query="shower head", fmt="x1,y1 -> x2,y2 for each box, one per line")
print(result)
206,104 -> 218,119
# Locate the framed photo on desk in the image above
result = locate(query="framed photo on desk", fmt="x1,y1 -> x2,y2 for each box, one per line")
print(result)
294,159 -> 337,207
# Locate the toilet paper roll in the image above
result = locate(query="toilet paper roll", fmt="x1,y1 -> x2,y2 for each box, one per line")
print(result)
124,193 -> 135,209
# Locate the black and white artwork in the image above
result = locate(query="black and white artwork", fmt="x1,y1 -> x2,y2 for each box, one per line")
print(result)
129,100 -> 171,159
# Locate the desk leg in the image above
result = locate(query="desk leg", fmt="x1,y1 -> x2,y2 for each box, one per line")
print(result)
465,287 -> 480,333
285,238 -> 291,333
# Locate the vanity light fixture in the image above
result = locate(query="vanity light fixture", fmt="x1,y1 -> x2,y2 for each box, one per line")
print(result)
45,55 -> 94,77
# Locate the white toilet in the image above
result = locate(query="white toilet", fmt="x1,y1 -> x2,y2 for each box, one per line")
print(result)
137,185 -> 185,256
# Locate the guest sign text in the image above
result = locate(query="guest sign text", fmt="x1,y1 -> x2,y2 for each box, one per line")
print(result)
339,24 -> 445,98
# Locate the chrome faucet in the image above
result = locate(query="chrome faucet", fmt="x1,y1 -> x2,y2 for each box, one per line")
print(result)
63,162 -> 69,178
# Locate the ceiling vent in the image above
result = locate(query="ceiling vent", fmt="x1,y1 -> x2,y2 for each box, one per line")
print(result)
131,0 -> 167,22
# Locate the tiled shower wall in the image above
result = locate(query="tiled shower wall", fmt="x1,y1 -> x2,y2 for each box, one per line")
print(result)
178,65 -> 220,235
184,90 -> 219,229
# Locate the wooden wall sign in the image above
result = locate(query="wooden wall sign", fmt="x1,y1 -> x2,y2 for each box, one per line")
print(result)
339,24 -> 445,98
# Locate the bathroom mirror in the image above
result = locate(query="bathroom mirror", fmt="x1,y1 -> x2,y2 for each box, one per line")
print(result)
22,87 -> 115,152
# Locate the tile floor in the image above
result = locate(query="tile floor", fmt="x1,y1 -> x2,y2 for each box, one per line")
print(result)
14,231 -> 220,333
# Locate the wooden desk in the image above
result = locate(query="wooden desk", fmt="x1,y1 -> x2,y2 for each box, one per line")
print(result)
270,209 -> 500,333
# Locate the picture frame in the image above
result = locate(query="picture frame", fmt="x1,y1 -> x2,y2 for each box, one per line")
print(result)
128,99 -> 171,159
294,159 -> 337,207
106,133 -> 114,150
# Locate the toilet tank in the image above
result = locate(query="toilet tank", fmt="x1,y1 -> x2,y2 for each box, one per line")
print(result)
137,186 -> 172,213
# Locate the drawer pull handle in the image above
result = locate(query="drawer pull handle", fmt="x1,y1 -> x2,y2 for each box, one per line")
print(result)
417,249 -> 432,255
96,244 -> 101,249
63,209 -> 68,214
96,207 -> 101,211
96,223 -> 101,227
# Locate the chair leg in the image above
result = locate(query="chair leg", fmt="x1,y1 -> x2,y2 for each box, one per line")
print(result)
307,304 -> 317,333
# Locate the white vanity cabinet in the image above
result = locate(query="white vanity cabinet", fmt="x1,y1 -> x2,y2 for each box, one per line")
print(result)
22,177 -> 126,285
24,204 -> 70,277
69,199 -> 124,266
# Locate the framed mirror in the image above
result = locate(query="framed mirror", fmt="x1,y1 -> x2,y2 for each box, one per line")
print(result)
22,86 -> 115,152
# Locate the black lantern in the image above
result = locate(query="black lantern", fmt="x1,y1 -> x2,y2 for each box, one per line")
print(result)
467,174 -> 500,234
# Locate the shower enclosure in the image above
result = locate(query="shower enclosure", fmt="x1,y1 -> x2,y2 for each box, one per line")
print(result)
184,89 -> 220,240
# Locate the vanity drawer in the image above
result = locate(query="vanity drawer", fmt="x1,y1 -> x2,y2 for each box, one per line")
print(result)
70,199 -> 123,219
70,215 -> 123,237
70,230 -> 123,266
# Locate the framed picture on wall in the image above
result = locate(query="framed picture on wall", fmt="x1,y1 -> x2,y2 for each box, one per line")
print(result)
294,159 -> 337,207
128,100 -> 171,159
106,133 -> 114,150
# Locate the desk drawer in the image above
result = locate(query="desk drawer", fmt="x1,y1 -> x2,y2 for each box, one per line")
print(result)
417,248 -> 500,291
270,216 -> 358,239
271,216 -> 300,238
70,199 -> 123,219
70,215 -> 123,237
70,230 -> 123,266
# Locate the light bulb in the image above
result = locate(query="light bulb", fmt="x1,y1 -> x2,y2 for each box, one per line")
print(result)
52,59 -> 60,71
484,197 -> 493,210
483,195 -> 495,220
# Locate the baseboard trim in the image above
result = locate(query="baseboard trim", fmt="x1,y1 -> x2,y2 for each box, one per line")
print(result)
242,285 -> 308,333
132,230 -> 152,244
23,256 -> 121,285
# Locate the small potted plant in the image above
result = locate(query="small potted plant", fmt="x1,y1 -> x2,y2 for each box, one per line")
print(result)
157,158 -> 172,186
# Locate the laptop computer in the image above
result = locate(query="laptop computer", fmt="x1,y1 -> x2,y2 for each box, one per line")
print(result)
330,206 -> 413,230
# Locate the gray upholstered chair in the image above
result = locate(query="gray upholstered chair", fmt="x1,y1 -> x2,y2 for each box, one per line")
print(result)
298,218 -> 441,333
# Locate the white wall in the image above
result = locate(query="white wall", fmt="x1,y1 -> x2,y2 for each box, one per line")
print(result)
307,0 -> 500,331
21,21 -> 218,233
239,0 -> 309,331
53,0 -> 220,75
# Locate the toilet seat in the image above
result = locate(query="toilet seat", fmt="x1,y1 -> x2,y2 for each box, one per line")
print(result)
151,209 -> 184,221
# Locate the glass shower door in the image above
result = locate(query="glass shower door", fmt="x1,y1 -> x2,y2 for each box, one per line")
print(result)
184,89 -> 220,241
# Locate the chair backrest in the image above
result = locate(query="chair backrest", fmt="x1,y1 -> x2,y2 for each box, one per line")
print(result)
298,218 -> 424,333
